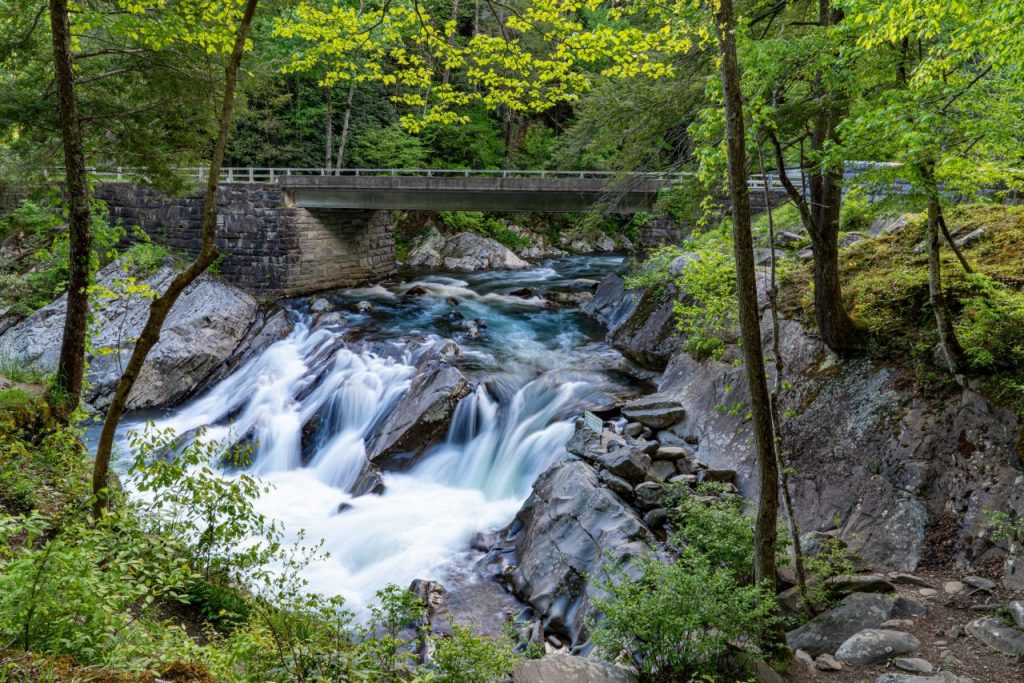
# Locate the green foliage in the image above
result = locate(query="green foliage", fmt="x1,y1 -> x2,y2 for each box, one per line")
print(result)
432,624 -> 521,683
668,486 -> 755,580
955,273 -> 1024,371
804,538 -> 855,609
839,189 -> 873,233
0,356 -> 46,385
983,509 -> 1024,546
349,123 -> 428,169
591,549 -> 777,682
421,106 -> 505,169
438,212 -> 532,250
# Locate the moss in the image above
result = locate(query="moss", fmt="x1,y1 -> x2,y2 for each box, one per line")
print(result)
780,204 -> 1024,411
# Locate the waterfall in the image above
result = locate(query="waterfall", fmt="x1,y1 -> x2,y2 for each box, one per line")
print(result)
108,255 -> 629,613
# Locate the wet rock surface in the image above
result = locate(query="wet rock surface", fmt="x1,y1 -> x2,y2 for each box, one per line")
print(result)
0,259 -> 258,410
365,358 -> 471,470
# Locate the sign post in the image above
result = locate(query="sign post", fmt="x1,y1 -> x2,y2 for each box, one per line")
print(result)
583,411 -> 604,449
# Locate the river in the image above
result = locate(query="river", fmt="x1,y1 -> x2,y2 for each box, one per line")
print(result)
103,255 -> 639,615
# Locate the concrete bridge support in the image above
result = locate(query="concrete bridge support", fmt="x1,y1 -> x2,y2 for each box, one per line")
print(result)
95,183 -> 396,299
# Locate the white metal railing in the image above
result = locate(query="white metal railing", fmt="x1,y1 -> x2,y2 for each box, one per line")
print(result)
80,166 -> 806,192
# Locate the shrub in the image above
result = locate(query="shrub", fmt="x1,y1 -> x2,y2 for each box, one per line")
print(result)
668,486 -> 755,580
839,188 -> 873,233
438,211 -> 532,250
955,273 -> 1024,371
591,549 -> 777,682
431,624 -> 521,683
803,537 -> 855,608
0,357 -> 47,384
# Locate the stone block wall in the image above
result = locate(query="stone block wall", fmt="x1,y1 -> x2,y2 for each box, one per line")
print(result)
94,182 -> 396,299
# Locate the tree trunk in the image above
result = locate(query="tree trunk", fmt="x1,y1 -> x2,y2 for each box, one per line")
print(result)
335,80 -> 355,173
91,0 -> 262,518
714,0 -> 779,593
48,0 -> 93,423
325,86 -> 333,170
926,194 -> 965,380
758,140 -> 808,608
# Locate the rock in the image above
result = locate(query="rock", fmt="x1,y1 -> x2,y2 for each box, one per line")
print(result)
954,228 -> 984,248
598,470 -> 633,497
309,297 -> 332,313
938,648 -> 962,669
407,230 -> 531,271
786,593 -> 926,656
653,445 -> 691,461
1006,551 -> 1024,592
404,285 -> 429,297
409,579 -> 451,634
621,394 -> 686,429
882,619 -> 916,629
794,649 -> 815,669
962,575 -> 995,593
825,574 -> 897,596
841,232 -> 865,247
593,445 -> 652,484
508,460 -> 654,645
335,502 -> 353,514
945,625 -> 964,639
351,468 -> 385,496
1009,600 -> 1024,629
623,422 -> 645,438
365,360 -> 471,469
512,655 -> 635,683
835,629 -> 920,664
633,482 -> 667,510
890,574 -> 934,588
547,290 -> 594,307
799,531 -> 846,558
966,616 -> 1024,655
643,508 -> 667,528
774,230 -> 803,247
353,300 -> 374,313
894,658 -> 934,674
797,246 -> 814,260
581,275 -> 681,370
648,460 -> 676,482
698,469 -> 737,485
815,653 -> 843,671
509,287 -> 535,298
0,259 -> 258,410
918,588 -> 938,597
943,580 -> 964,595
875,674 -> 973,683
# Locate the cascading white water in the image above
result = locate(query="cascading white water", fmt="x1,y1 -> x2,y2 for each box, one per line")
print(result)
109,256 -> 630,614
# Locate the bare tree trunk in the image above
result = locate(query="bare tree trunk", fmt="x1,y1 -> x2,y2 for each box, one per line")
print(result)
91,0 -> 262,518
48,0 -> 92,423
758,139 -> 808,607
714,0 -> 779,593
442,0 -> 459,85
325,86 -> 333,170
926,192 -> 965,381
335,81 -> 355,173
938,213 -> 973,273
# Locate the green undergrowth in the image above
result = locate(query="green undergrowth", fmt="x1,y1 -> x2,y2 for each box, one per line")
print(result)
0,401 -> 529,682
780,203 -> 1024,410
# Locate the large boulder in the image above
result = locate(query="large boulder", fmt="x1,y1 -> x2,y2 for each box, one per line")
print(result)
835,628 -> 920,664
513,655 -> 635,683
966,616 -> 1024,656
406,229 -> 530,272
786,592 -> 925,657
580,275 -> 680,370
505,459 -> 655,645
365,359 -> 471,469
621,394 -> 686,429
0,259 -> 258,410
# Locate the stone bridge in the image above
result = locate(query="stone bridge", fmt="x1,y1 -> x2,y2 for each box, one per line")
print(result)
93,168 -> 793,299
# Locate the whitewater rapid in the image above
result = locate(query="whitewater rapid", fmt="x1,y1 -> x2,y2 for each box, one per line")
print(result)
106,256 -> 632,613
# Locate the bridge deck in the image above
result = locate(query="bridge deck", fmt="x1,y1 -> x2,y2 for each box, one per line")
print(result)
88,167 -> 798,213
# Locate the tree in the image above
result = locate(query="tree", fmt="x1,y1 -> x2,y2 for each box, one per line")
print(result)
46,0 -> 92,422
713,0 -> 779,594
91,0 -> 262,517
838,0 -> 1024,379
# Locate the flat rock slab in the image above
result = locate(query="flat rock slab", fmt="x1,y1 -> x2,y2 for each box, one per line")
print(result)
967,616 -> 1024,656
875,674 -> 974,683
836,628 -> 920,664
893,657 -> 933,673
621,394 -> 686,428
513,654 -> 636,682
786,592 -> 925,657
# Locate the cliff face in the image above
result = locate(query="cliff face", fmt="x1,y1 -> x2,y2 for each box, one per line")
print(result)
588,273 -> 1024,576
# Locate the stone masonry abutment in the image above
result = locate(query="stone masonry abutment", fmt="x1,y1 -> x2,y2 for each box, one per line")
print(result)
94,182 -> 396,299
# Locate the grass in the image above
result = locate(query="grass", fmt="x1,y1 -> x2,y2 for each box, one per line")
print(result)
779,203 -> 1024,411
0,357 -> 47,385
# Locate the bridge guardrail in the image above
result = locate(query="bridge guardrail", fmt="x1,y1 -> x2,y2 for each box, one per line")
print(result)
74,166 -> 806,192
